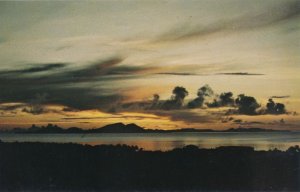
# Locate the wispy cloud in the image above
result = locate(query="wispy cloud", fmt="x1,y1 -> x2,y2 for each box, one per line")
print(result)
154,0 -> 300,42
0,103 -> 26,111
153,110 -> 219,124
155,72 -> 265,76
270,95 -> 290,99
0,63 -> 67,75
155,72 -> 199,76
216,72 -> 265,76
0,56 -> 156,111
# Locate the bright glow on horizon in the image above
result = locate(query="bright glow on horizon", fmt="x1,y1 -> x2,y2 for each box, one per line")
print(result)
0,0 -> 299,130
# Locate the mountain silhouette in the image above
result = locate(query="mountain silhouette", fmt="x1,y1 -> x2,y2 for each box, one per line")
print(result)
0,123 -> 290,134
88,123 -> 145,133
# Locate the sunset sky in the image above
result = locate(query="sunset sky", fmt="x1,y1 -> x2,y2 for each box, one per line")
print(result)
0,0 -> 299,130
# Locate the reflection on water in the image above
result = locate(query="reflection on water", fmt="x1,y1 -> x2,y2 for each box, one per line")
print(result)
0,132 -> 300,151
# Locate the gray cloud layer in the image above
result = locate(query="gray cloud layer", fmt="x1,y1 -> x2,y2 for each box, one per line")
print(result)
0,63 -> 66,75
155,0 -> 300,42
216,73 -> 264,76
0,57 -> 154,111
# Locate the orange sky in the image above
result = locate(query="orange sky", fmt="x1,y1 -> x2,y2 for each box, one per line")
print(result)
0,0 -> 299,130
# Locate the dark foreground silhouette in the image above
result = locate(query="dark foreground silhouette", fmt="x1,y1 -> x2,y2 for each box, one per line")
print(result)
0,141 -> 299,191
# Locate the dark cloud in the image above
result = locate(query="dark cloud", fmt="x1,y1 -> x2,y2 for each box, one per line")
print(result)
22,107 -> 44,115
216,72 -> 264,76
0,57 -> 155,112
266,99 -> 286,115
162,86 -> 189,110
120,85 -> 291,122
21,93 -> 48,115
270,95 -> 290,99
150,94 -> 160,109
111,85 -> 222,124
153,110 -> 217,124
0,103 -> 26,111
119,86 -> 193,112
225,95 -> 290,116
0,102 -> 67,116
0,60 -> 292,128
235,94 -> 260,115
62,107 -> 80,112
63,57 -> 125,81
219,92 -> 235,106
233,119 -> 243,123
156,72 -> 265,76
18,64 -> 66,73
62,115 -> 161,121
172,87 -> 189,104
0,63 -> 67,75
62,117 -> 119,120
268,119 -> 292,126
155,0 -> 300,42
117,95 -> 161,112
234,121 -> 266,126
188,85 -> 214,108
187,97 -> 205,109
155,72 -> 265,76
221,116 -> 235,123
155,72 -> 198,76
207,92 -> 235,108
206,92 -> 290,116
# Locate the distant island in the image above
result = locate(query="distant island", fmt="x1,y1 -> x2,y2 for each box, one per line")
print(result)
0,123 -> 290,134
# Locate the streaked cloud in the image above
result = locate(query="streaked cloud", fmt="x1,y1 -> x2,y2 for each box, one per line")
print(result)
0,0 -> 299,130
216,72 -> 265,76
0,57 -> 156,111
155,72 -> 199,76
270,95 -> 290,99
154,0 -> 300,42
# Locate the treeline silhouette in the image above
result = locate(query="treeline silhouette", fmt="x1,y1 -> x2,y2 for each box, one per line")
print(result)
0,141 -> 299,191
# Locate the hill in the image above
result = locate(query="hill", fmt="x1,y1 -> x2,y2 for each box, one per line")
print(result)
0,123 -> 290,134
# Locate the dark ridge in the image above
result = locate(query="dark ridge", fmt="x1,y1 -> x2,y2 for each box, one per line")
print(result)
0,123 -> 291,134
0,142 -> 299,191
87,123 -> 145,133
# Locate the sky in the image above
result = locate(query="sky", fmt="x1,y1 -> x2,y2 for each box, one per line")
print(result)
0,0 -> 299,130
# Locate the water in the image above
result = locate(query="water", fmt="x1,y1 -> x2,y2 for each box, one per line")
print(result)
0,132 -> 300,151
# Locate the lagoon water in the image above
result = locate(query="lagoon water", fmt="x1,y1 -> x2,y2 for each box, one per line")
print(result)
0,132 -> 300,151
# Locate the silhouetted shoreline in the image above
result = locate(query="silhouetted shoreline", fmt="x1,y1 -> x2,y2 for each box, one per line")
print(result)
0,141 -> 299,191
0,122 -> 291,134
